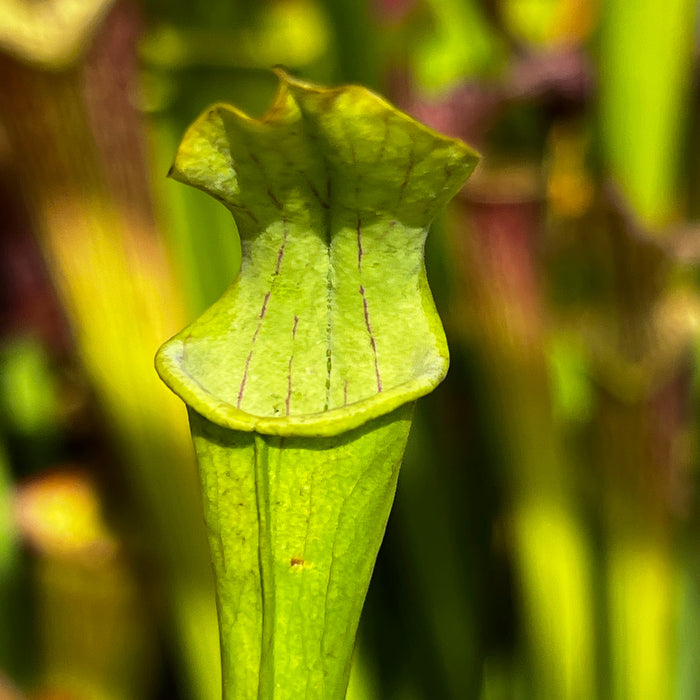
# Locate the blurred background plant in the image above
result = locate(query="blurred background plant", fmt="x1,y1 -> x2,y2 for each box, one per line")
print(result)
0,0 -> 699,698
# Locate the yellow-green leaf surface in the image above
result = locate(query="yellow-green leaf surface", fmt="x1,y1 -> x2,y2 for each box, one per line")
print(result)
156,70 -> 478,699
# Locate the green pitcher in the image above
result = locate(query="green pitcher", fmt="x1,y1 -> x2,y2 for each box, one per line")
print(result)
156,69 -> 479,699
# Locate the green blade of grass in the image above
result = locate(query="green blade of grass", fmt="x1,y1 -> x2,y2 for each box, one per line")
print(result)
598,0 -> 697,228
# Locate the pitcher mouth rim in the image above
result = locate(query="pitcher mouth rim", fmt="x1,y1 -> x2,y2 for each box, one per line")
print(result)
155,337 -> 447,437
